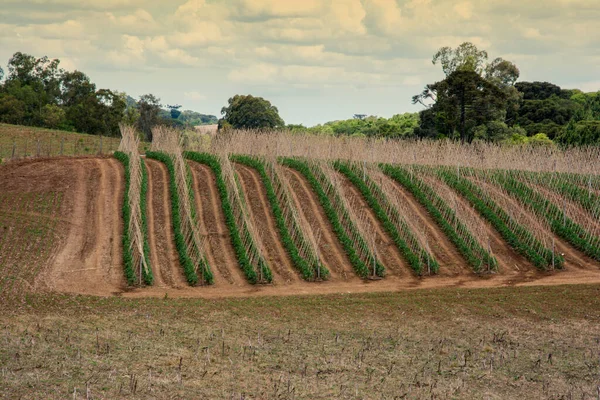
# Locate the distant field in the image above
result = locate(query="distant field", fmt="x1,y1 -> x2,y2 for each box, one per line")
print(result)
0,124 -> 148,160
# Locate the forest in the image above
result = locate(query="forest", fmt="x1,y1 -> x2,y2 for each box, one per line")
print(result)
1,45 -> 599,146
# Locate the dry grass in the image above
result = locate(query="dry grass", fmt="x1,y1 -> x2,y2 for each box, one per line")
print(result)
2,285 -> 600,399
207,130 -> 600,175
0,123 -> 127,160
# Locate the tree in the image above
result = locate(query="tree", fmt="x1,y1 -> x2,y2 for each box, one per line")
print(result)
0,94 -> 25,124
220,94 -> 284,130
137,94 -> 161,141
414,43 -> 518,142
60,71 -> 96,107
41,104 -> 66,128
433,42 -> 489,77
167,104 -> 182,119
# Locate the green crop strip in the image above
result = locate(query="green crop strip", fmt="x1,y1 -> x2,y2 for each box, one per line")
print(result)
334,161 -> 436,275
381,165 -> 497,273
436,167 -> 561,270
139,158 -> 153,285
281,157 -> 384,278
146,151 -> 210,285
493,172 -> 600,261
185,152 -> 271,284
232,155 -> 328,281
114,152 -> 141,285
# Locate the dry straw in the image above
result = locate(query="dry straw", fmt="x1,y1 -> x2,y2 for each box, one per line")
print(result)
151,126 -> 210,280
118,124 -> 150,283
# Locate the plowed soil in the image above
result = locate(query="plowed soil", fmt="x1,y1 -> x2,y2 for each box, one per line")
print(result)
234,164 -> 299,284
3,156 -> 600,299
145,158 -> 186,288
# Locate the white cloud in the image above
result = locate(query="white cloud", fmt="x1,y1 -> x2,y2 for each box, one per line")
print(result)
453,2 -> 473,19
184,91 -> 206,101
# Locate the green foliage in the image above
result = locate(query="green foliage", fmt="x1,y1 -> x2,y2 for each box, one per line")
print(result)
232,155 -> 328,280
220,94 -> 284,130
494,172 -> 600,261
145,151 -> 201,286
185,152 -> 272,284
137,94 -> 161,141
140,159 -> 153,285
437,168 -> 562,270
380,164 -> 497,273
302,113 -> 420,138
333,161 -> 437,275
113,151 -> 138,286
281,158 -> 384,279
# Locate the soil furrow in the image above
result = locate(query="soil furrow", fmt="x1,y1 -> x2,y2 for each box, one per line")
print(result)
283,167 -> 357,281
189,161 -> 248,286
235,164 -> 298,284
334,171 -> 411,278
145,158 -> 186,288
382,174 -> 470,277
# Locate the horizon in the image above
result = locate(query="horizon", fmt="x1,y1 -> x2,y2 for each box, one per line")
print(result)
1,0 -> 599,126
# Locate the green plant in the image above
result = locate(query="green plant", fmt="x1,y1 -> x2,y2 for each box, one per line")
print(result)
232,155 -> 327,280
113,151 -> 138,285
281,157 -> 384,278
381,164 -> 498,273
185,152 -> 271,284
436,167 -> 561,270
334,161 -> 437,275
146,151 -> 203,285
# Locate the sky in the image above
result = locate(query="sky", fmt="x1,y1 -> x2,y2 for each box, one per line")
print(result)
0,0 -> 599,126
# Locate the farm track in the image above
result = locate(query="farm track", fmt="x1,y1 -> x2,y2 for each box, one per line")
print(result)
45,158 -> 125,295
234,164 -> 299,284
3,156 -> 600,299
145,159 -> 186,288
188,161 -> 248,287
333,171 -> 412,278
380,174 -> 471,277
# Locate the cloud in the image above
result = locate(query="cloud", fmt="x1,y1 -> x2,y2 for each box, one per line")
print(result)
184,91 -> 206,101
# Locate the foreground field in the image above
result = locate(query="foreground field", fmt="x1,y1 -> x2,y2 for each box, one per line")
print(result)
2,285 -> 600,398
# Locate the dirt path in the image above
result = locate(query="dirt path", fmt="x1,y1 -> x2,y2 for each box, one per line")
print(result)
381,174 -> 471,278
283,167 -> 357,281
145,159 -> 186,288
47,158 -> 125,295
188,161 -> 248,287
333,171 -> 413,279
235,164 -> 298,284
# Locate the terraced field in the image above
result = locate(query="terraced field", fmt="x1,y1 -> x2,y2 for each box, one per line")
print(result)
2,149 -> 600,300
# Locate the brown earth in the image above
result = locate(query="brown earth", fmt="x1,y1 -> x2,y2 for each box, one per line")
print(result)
188,161 -> 248,287
144,158 -> 186,288
234,163 -> 299,284
3,156 -> 600,299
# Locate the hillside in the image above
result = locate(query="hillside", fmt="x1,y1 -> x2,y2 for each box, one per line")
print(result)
1,130 -> 599,299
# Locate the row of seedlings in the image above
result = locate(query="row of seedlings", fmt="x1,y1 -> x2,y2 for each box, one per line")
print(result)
490,169 -> 600,261
232,155 -> 327,280
334,160 -> 438,275
114,125 -> 153,285
282,157 -> 384,278
185,152 -> 271,284
380,164 -> 498,273
437,166 -> 562,270
146,126 -> 213,285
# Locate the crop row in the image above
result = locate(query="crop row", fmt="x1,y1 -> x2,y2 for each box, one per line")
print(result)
334,161 -> 437,275
282,158 -> 384,278
146,151 -> 209,285
492,172 -> 600,261
185,152 -> 271,284
437,167 -> 562,270
381,165 -> 497,273
232,155 -> 327,280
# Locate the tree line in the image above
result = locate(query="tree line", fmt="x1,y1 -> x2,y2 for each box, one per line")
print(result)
0,52 -> 217,139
